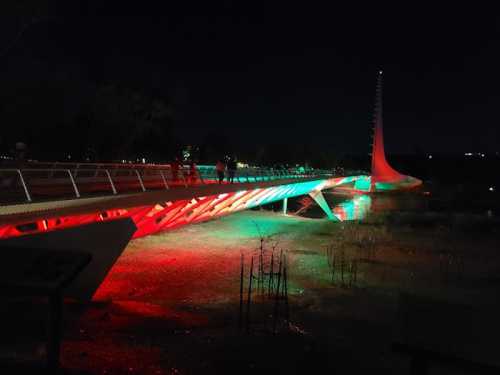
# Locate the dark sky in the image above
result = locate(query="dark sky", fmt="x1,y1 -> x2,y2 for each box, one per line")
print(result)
2,2 -> 500,156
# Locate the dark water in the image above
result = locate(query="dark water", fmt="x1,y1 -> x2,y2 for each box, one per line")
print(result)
268,183 -> 498,221
297,192 -> 425,221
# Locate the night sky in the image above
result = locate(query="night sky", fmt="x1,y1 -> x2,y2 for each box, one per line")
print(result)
1,2 -> 499,158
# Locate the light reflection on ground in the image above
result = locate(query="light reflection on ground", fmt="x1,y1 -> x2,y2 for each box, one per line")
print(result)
58,205 -> 500,374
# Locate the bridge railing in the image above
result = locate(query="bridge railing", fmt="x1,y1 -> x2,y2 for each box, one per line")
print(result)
0,164 -> 333,205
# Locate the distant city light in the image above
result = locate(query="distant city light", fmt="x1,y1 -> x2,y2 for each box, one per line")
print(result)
464,152 -> 487,158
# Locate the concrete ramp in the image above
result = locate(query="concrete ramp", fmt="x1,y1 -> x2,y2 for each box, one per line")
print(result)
0,218 -> 136,300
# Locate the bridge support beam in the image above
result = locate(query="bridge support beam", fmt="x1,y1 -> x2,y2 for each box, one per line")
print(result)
308,190 -> 336,220
282,197 -> 288,215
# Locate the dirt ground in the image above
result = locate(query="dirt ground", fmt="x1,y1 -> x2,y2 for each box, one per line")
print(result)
3,207 -> 500,374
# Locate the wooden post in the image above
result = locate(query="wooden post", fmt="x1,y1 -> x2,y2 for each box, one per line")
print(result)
258,242 -> 264,298
340,250 -> 344,285
283,254 -> 289,322
349,260 -> 354,288
268,252 -> 274,298
331,252 -> 336,284
239,253 -> 244,330
273,250 -> 283,333
246,256 -> 254,334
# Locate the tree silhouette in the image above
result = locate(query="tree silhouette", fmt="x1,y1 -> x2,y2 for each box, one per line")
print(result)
82,84 -> 177,162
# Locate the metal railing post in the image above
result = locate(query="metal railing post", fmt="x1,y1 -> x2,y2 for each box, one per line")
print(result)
105,169 -> 117,195
135,170 -> 146,192
159,170 -> 169,190
67,170 -> 80,198
17,170 -> 32,202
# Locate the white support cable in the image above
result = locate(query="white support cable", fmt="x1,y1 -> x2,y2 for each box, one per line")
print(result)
159,170 -> 169,190
135,170 -> 146,192
67,169 -> 80,198
17,169 -> 31,202
105,170 -> 117,195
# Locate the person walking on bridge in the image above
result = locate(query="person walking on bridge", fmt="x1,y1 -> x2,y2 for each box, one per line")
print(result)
188,160 -> 198,185
216,160 -> 225,184
227,157 -> 237,184
171,157 -> 180,185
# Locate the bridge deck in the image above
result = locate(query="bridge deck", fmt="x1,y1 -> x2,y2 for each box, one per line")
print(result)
0,177 -> 322,226
0,163 -> 362,239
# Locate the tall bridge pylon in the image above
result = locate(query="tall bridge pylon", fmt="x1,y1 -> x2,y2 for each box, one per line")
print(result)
355,71 -> 422,192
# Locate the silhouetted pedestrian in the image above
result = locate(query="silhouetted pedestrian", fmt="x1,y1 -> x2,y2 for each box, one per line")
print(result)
227,157 -> 237,183
171,157 -> 180,184
188,160 -> 198,185
216,160 -> 225,184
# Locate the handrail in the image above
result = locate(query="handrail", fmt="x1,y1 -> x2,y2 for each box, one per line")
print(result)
2,161 -> 336,174
0,165 -> 335,205
17,169 -> 31,202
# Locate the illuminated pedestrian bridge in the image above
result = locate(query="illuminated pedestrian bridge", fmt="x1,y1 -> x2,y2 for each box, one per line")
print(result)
0,162 -> 365,239
0,72 -> 421,240
0,72 -> 421,299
